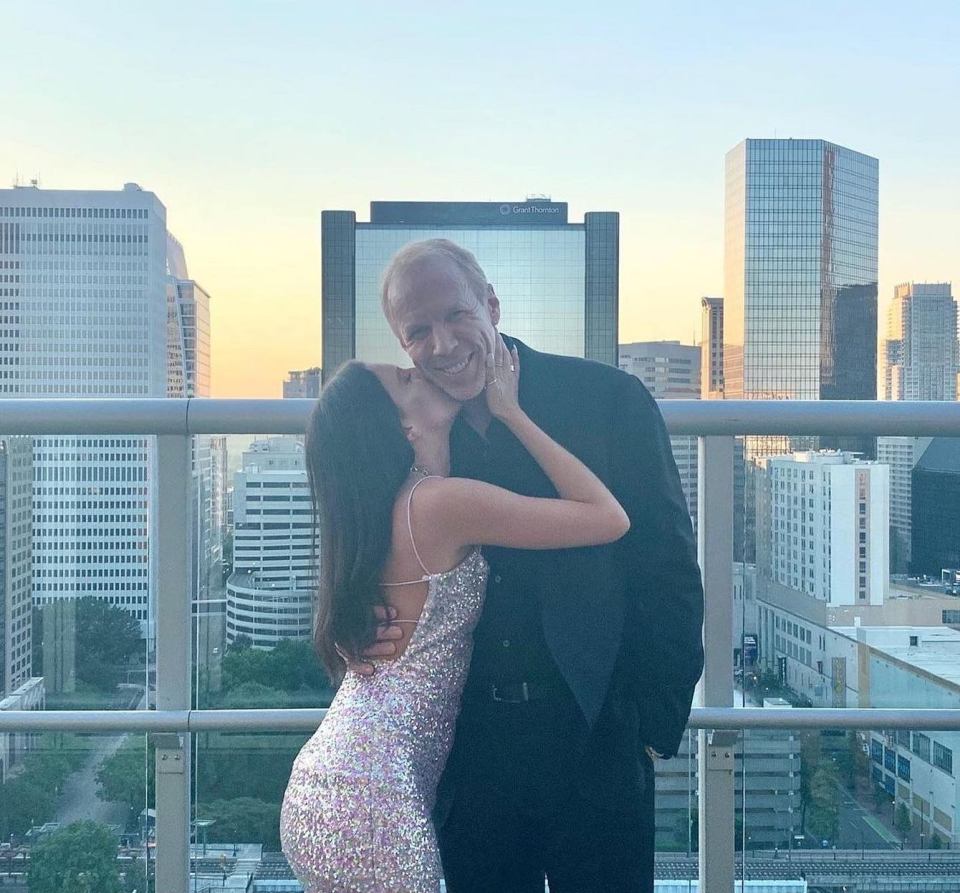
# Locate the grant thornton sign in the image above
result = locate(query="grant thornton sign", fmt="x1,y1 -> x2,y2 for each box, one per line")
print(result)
369,200 -> 569,226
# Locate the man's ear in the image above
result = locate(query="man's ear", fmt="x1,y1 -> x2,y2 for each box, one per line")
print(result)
486,284 -> 501,326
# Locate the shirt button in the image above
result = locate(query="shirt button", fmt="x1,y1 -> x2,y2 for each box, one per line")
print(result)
502,640 -> 511,648
494,575 -> 502,584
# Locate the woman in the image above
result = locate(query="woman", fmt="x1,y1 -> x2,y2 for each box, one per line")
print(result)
280,334 -> 628,892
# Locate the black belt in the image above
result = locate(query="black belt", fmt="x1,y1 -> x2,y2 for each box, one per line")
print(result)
465,681 -> 564,704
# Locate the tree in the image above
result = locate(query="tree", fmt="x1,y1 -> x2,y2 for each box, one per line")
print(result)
806,763 -> 840,843
120,857 -> 148,893
198,798 -> 282,850
0,776 -> 54,840
799,732 -> 822,833
96,736 -> 155,823
895,802 -> 913,837
229,633 -> 253,652
873,784 -> 892,811
220,682 -> 290,709
0,734 -> 91,839
930,832 -> 944,850
27,821 -> 122,893
220,639 -> 331,703
76,597 -> 143,691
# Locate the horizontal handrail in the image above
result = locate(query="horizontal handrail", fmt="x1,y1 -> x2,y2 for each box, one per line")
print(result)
4,707 -> 960,733
1,398 -> 959,436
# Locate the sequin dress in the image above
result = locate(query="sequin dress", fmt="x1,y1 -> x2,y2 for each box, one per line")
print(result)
281,477 -> 488,893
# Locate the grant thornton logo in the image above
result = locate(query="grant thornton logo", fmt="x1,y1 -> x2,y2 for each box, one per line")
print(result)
499,203 -> 561,216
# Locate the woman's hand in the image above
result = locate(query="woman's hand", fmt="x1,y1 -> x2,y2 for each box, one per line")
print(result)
484,334 -> 521,421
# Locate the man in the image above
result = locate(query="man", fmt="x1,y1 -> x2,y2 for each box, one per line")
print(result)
357,238 -> 703,891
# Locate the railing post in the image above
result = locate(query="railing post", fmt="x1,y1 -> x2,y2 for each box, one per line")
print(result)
697,435 -> 735,891
154,434 -> 193,892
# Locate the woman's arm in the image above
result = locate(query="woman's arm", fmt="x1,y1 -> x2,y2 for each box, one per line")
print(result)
431,336 -> 629,550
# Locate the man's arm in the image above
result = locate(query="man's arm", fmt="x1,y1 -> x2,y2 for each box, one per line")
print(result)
610,373 -> 704,757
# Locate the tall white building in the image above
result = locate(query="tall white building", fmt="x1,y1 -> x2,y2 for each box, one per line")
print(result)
225,438 -> 317,649
757,451 -> 889,606
619,341 -> 700,535
884,282 -> 958,402
0,184 -> 168,635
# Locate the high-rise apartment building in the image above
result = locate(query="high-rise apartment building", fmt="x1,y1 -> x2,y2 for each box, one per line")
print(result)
0,184 -> 169,635
619,341 -> 700,535
283,367 -> 322,399
756,451 -> 889,607
724,139 -> 879,459
883,282 -> 958,402
225,438 -> 317,649
321,199 -> 619,374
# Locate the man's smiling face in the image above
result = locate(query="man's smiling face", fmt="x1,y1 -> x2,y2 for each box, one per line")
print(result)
385,255 -> 500,404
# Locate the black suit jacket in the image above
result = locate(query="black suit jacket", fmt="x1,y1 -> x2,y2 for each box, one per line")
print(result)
458,338 -> 705,759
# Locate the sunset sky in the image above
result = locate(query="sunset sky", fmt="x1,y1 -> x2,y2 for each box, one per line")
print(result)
3,1 -> 958,396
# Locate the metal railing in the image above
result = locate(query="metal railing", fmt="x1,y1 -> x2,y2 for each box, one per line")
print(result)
2,397 -> 960,891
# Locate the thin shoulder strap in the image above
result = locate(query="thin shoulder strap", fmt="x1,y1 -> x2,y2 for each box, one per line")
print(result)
406,475 -> 440,577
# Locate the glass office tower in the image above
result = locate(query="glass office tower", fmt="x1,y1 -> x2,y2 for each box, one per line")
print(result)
724,139 -> 879,458
321,200 -> 618,375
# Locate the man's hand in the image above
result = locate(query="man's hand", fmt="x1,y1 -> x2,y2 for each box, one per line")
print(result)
341,605 -> 404,676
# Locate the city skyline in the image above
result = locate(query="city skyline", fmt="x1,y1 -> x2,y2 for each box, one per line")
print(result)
2,1 -> 958,396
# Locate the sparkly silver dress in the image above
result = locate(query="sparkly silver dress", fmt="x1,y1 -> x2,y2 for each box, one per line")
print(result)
281,477 -> 488,893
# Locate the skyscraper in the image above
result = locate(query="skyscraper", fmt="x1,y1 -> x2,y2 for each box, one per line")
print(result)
910,439 -> 960,579
724,139 -> 879,457
165,235 -> 224,605
618,341 -> 700,535
321,199 -> 618,375
0,184 -> 169,636
883,282 -> 958,402
700,296 -> 725,400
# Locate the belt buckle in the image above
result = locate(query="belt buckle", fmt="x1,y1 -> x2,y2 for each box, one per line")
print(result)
491,682 -> 529,703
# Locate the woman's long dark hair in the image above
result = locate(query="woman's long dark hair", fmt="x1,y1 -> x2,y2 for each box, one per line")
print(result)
305,361 -> 414,681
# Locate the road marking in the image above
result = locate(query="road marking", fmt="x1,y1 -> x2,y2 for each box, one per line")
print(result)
864,815 -> 900,845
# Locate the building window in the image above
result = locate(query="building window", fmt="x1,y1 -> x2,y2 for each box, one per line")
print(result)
897,755 -> 911,782
933,742 -> 954,776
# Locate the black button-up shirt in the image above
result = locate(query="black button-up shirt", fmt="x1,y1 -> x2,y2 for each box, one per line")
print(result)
449,412 -> 567,688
